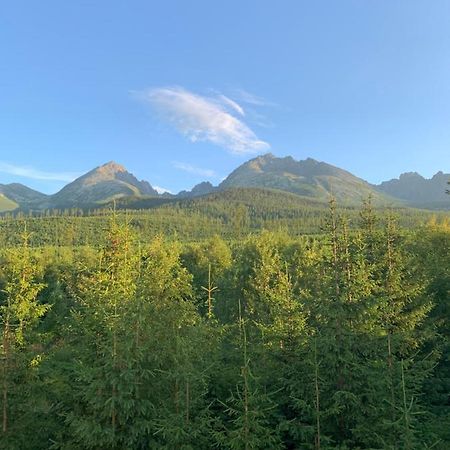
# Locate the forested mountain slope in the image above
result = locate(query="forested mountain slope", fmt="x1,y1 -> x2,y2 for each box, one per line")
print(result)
219,153 -> 394,205
0,183 -> 48,210
1,188 -> 445,245
0,155 -> 448,212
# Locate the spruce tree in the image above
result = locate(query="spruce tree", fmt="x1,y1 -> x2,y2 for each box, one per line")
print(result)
306,198 -> 373,448
62,214 -> 141,448
0,227 -> 47,447
215,301 -> 282,450
354,213 -> 436,448
135,236 -> 215,449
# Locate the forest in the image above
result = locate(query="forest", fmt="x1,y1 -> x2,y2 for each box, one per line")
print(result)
0,197 -> 449,449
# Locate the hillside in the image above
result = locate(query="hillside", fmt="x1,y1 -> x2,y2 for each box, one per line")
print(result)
0,193 -> 18,212
1,187 -> 441,246
0,155 -> 448,212
49,161 -> 159,209
0,183 -> 48,212
376,171 -> 450,209
113,186 -> 332,214
219,153 -> 394,205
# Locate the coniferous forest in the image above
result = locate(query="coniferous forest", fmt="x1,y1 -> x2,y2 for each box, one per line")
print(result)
0,198 -> 449,449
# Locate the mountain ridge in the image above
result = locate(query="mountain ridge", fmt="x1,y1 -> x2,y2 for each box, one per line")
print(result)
376,170 -> 449,205
219,153 -> 392,205
0,183 -> 49,210
0,155 -> 448,212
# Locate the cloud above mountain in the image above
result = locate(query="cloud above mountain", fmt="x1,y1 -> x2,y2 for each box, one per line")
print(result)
172,161 -> 216,178
0,161 -> 80,182
153,185 -> 173,194
138,86 -> 270,155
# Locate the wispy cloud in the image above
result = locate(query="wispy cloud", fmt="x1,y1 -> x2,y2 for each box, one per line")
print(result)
137,86 -> 270,155
0,161 -> 80,182
232,88 -> 275,107
217,94 -> 245,116
172,161 -> 216,178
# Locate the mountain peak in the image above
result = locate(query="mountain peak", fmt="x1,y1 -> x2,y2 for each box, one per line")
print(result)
49,160 -> 158,207
259,152 -> 275,159
1,155 -> 448,213
398,171 -> 423,180
377,169 -> 450,205
219,152 -> 380,203
95,161 -> 127,174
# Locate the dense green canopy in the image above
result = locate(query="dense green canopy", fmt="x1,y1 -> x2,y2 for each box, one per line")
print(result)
0,201 -> 449,449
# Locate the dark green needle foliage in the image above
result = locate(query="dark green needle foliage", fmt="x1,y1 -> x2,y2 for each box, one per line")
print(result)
0,202 -> 447,449
0,227 -> 48,449
214,301 -> 282,450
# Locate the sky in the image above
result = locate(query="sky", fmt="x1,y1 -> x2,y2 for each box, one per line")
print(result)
1,0 -> 450,194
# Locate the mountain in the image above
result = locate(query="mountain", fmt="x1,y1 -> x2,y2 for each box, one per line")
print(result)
49,161 -> 159,208
219,153 -> 392,205
376,171 -> 450,209
0,193 -> 18,212
0,183 -> 49,211
0,156 -> 448,213
177,181 -> 217,198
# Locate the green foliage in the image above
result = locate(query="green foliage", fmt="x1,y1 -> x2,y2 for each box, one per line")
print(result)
0,204 -> 448,449
214,302 -> 282,449
0,227 -> 48,448
0,187 -> 441,245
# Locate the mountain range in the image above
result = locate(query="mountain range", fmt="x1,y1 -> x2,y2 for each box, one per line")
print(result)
0,154 -> 448,212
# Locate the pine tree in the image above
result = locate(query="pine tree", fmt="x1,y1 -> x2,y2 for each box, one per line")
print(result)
414,222 -> 450,446
353,213 -> 436,448
62,214 -> 141,448
135,236 -> 214,449
304,198 -> 374,448
232,231 -> 313,448
182,235 -> 231,319
0,226 -> 47,447
215,301 -> 282,450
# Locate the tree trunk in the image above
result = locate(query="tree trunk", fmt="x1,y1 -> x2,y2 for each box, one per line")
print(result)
2,323 -> 10,434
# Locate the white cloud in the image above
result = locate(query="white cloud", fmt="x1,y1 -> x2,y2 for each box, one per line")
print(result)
0,161 -> 80,182
217,94 -> 245,116
172,161 -> 216,178
154,185 -> 173,194
232,89 -> 274,107
138,86 -> 270,155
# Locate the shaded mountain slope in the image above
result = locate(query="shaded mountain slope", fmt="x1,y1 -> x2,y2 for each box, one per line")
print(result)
0,183 -> 49,211
376,171 -> 450,209
219,153 -> 393,205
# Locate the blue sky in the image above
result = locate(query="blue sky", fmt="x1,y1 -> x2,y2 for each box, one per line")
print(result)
1,1 -> 449,194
